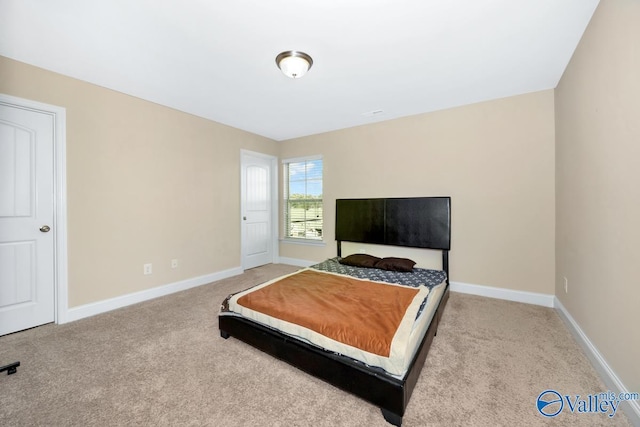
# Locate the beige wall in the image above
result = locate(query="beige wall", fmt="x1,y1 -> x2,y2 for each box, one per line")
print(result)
279,90 -> 556,294
555,0 -> 640,395
0,56 -> 278,307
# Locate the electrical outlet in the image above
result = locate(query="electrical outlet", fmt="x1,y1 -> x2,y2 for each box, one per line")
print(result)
171,259 -> 178,269
144,263 -> 153,275
564,277 -> 568,293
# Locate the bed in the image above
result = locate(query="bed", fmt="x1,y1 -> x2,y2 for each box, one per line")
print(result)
219,196 -> 451,426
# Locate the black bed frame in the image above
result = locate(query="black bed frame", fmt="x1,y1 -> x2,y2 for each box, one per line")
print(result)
219,197 -> 451,426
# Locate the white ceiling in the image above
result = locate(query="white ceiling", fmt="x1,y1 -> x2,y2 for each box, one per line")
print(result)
0,0 -> 600,141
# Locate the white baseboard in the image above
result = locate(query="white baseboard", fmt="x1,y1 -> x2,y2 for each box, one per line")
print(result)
64,266 -> 243,323
555,298 -> 640,425
450,280 -> 555,307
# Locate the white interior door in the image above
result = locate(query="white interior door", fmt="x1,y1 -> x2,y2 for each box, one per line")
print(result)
0,103 -> 55,335
241,151 -> 275,270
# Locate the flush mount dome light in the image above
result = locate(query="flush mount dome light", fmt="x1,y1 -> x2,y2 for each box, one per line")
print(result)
276,51 -> 313,79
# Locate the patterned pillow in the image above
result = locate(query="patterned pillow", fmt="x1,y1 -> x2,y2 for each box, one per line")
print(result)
339,254 -> 381,268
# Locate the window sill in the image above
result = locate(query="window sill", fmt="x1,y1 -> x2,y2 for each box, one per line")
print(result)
280,238 -> 326,247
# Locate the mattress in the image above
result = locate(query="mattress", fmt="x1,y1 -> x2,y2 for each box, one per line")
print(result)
220,261 -> 447,377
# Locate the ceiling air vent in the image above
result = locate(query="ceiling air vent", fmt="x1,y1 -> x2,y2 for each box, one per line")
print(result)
361,110 -> 384,117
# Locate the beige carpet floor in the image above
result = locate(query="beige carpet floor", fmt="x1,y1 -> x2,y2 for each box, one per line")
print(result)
0,264 -> 633,426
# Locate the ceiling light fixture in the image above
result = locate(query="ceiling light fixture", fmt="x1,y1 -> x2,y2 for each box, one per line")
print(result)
276,51 -> 313,79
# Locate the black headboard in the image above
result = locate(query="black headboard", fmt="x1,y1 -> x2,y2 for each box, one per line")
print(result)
335,197 -> 451,278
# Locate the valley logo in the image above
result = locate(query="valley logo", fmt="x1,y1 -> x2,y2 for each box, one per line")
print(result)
537,389 -> 639,418
537,390 -> 565,417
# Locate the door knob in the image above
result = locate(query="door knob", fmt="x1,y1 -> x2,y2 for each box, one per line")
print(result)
40,225 -> 51,232
243,217 -> 247,220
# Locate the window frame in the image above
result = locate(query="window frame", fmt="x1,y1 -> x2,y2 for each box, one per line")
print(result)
282,155 -> 324,243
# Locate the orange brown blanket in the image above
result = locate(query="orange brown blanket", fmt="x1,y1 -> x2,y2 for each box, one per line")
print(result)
236,269 -> 421,357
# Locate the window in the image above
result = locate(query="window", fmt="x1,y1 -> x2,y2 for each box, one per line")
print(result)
283,156 -> 323,241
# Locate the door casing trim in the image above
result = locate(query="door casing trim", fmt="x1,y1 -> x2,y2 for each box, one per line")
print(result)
0,93 -> 68,324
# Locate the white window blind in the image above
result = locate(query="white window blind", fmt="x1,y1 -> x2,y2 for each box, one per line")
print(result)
283,157 -> 323,240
